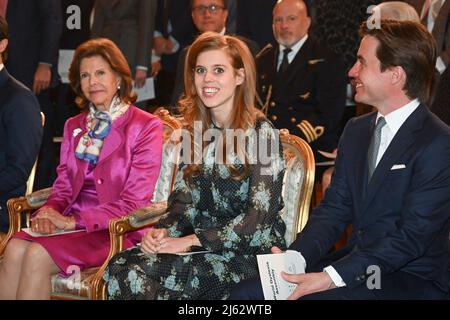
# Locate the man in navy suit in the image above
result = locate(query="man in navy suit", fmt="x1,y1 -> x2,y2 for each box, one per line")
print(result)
231,20 -> 450,300
0,17 -> 43,233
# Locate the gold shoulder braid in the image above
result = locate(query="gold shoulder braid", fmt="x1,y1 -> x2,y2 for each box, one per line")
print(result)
256,85 -> 272,116
297,120 -> 325,143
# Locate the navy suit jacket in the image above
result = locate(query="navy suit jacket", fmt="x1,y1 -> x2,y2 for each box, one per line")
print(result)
5,0 -> 62,89
290,105 -> 450,291
0,68 -> 43,232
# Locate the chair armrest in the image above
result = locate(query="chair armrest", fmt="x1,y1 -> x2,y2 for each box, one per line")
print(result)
89,202 -> 167,300
109,202 -> 168,237
128,202 -> 168,229
0,187 -> 52,255
26,187 -> 53,208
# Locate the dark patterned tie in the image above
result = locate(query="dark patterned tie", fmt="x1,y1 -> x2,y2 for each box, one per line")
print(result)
367,117 -> 386,180
278,48 -> 292,74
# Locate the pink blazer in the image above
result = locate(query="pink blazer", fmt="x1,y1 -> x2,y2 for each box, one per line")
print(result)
44,106 -> 163,236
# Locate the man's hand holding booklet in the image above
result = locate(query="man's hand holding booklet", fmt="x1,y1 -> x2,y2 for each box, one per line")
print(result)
257,250 -> 306,300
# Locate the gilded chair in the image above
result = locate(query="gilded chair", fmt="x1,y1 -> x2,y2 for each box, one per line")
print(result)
0,108 -> 181,300
278,129 -> 315,245
97,128 -> 315,299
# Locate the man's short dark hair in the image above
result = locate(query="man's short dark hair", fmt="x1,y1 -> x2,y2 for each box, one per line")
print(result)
360,20 -> 437,103
0,16 -> 8,61
191,0 -> 228,9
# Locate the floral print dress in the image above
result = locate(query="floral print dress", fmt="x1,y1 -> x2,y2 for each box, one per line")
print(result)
104,119 -> 287,300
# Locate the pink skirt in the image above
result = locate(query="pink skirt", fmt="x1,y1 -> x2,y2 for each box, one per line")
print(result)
13,229 -> 135,276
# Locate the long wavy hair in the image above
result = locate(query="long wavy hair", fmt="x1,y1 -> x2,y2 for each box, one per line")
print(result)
69,38 -> 137,111
178,32 -> 262,180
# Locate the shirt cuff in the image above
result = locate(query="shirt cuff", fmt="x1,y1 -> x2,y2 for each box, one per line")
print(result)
154,30 -> 162,37
324,266 -> 347,287
39,62 -> 52,67
169,35 -> 180,53
136,66 -> 148,71
152,50 -> 161,63
436,57 -> 446,74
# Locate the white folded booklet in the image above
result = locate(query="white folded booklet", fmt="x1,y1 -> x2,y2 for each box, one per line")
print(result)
22,227 -> 85,237
133,77 -> 155,102
257,250 -> 306,300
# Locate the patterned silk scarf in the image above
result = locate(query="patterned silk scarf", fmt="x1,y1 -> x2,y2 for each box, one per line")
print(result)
75,96 -> 129,165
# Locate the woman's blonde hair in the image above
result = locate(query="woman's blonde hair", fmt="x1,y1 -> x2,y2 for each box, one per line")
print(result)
178,32 -> 262,180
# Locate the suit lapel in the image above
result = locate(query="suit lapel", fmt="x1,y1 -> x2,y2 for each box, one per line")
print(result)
96,106 -> 131,165
70,107 -> 130,198
362,105 -> 427,211
263,47 -> 277,88
96,127 -> 124,165
73,113 -> 89,193
0,68 -> 9,87
261,47 -> 278,90
354,114 -> 376,210
0,69 -> 9,107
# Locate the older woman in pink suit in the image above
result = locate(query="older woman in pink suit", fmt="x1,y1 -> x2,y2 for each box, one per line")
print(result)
0,38 -> 163,299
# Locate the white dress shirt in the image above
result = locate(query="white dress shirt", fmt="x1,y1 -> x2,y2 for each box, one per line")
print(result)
374,99 -> 420,165
277,35 -> 308,72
